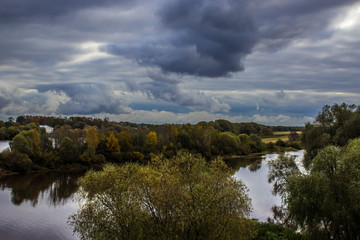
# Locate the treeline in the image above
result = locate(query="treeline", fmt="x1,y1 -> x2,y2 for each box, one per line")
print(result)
302,103 -> 360,167
0,117 -> 302,174
12,115 -> 304,137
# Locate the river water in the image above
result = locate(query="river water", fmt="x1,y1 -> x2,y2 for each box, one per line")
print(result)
230,150 -> 304,221
0,150 -> 304,239
0,141 -> 10,152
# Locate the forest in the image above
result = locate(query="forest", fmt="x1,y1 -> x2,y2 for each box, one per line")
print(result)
0,116 -> 302,174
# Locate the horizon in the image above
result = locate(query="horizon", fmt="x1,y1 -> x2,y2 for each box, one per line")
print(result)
1,114 -> 307,127
1,0 -> 359,126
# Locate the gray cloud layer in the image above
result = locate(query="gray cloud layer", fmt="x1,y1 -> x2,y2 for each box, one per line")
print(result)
0,0 -> 359,123
36,83 -> 127,115
100,0 -> 358,77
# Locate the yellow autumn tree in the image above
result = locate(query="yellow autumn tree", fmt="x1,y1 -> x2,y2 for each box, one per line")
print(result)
145,131 -> 158,150
106,132 -> 120,153
84,126 -> 99,150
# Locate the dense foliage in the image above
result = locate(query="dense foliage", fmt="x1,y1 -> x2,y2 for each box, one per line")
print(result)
69,151 -> 257,240
301,103 -> 360,168
1,116 -> 301,173
268,138 -> 360,239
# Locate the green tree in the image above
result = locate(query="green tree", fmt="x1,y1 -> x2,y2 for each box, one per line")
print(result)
11,134 -> 32,155
118,130 -> 132,152
268,138 -> 360,239
69,151 -> 256,240
301,103 -> 359,167
59,137 -> 79,164
10,129 -> 41,159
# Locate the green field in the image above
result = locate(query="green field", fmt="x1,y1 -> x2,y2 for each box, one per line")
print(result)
262,131 -> 302,143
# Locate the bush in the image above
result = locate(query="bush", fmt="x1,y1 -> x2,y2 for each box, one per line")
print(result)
0,150 -> 34,173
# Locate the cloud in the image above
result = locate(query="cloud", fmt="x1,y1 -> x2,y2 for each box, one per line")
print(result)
146,71 -> 181,84
0,0 -> 359,123
0,0 -> 133,23
0,89 -> 11,109
0,88 -> 59,117
100,0 -> 358,78
252,0 -> 359,51
36,82 -> 128,115
128,81 -> 230,113
101,0 -> 258,77
276,90 -> 288,99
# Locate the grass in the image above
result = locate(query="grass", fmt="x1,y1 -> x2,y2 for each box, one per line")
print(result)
262,136 -> 288,143
261,131 -> 302,143
273,131 -> 302,136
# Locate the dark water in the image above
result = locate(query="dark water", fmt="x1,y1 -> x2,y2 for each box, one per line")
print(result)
0,150 -> 304,239
0,172 -> 83,240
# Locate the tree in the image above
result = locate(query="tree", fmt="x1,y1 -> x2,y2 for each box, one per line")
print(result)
69,151 -> 256,240
145,131 -> 158,150
85,126 -> 99,150
118,130 -> 132,152
268,138 -> 360,239
11,134 -> 32,155
59,137 -> 79,164
10,129 -> 41,159
301,103 -> 359,167
288,131 -> 299,143
106,132 -> 120,153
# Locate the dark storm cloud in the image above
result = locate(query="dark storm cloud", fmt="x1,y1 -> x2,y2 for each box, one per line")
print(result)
101,0 -> 258,77
101,0 -> 359,78
0,0 -> 359,122
36,83 -> 127,115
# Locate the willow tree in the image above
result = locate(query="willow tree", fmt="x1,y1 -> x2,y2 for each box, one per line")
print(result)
268,138 -> 360,239
69,151 -> 256,240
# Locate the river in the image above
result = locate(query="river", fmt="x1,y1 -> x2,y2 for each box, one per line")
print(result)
0,141 -> 10,152
0,150 -> 304,239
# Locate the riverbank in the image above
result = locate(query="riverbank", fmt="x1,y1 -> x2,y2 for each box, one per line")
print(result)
224,146 -> 302,160
0,146 -> 303,177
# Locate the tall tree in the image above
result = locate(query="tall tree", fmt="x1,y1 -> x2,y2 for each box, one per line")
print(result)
106,132 -> 120,153
70,151 -> 256,240
145,131 -> 158,150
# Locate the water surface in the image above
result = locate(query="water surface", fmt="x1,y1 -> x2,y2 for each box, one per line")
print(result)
0,150 -> 304,239
0,172 -> 83,240
0,140 -> 10,152
230,150 -> 304,221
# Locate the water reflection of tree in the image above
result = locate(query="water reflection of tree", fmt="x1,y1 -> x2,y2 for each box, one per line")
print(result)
0,172 -> 83,207
226,155 -> 263,173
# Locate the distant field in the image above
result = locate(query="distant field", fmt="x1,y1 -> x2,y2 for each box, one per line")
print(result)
273,131 -> 302,135
262,131 -> 302,143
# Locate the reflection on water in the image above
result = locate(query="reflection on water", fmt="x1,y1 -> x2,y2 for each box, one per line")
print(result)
227,155 -> 263,173
0,151 -> 304,239
229,150 -> 304,222
0,172 -> 82,207
0,171 -> 84,240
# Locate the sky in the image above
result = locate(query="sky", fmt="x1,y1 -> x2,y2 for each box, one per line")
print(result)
1,0 -> 360,125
